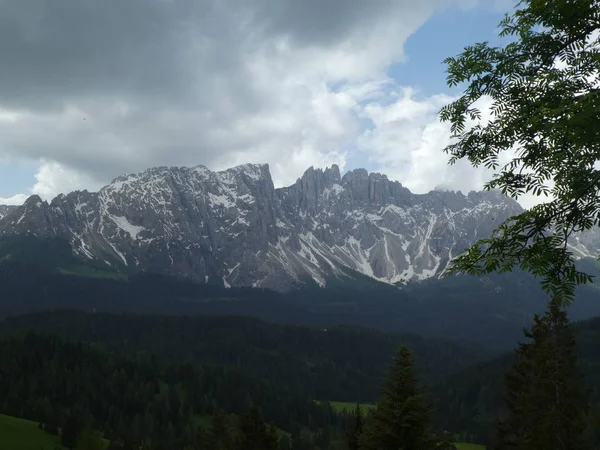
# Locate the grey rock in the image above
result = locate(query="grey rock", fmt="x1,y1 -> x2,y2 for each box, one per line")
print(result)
0,163 -> 592,291
0,205 -> 17,221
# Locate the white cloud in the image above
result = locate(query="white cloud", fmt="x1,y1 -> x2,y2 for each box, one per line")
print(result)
357,89 -> 493,192
355,87 -> 552,209
0,0 -> 534,207
30,162 -> 103,199
7,81 -> 546,209
0,0 -> 445,200
0,193 -> 28,205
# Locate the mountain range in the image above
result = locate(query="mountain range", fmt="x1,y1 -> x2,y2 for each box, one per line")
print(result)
1,163 -> 600,349
5,162 -> 594,292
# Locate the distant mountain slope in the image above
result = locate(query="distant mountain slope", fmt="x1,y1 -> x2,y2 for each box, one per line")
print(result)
0,163 -> 528,290
0,251 -> 599,350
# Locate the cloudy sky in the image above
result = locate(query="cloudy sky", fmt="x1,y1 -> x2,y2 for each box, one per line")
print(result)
0,0 -> 525,206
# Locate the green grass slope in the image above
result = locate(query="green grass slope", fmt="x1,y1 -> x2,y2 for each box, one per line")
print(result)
0,413 -> 65,450
327,401 -> 376,413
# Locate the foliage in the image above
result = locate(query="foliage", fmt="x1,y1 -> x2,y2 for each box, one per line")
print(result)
235,406 -> 278,450
0,310 -> 493,403
76,429 -> 107,450
439,0 -> 600,304
204,410 -> 236,450
494,302 -> 590,449
0,314 -> 503,449
359,346 -> 454,449
345,404 -> 364,450
432,315 -> 600,447
61,411 -> 85,449
0,333 -> 344,449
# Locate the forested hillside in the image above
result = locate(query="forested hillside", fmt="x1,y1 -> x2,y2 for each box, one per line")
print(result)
0,333 -> 345,449
0,311 -> 492,403
4,309 -> 600,447
1,254 -> 600,349
430,317 -> 600,446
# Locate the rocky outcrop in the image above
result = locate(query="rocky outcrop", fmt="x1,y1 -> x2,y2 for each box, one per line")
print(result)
0,205 -> 17,221
0,163 -> 528,290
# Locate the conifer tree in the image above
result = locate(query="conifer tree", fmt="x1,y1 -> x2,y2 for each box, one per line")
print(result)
359,345 -> 453,449
61,411 -> 85,449
345,403 -> 364,450
235,406 -> 278,450
494,301 -> 590,449
205,409 -> 236,450
75,429 -> 105,450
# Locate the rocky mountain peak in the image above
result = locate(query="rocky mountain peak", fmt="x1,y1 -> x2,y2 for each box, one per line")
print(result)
340,168 -> 412,205
1,162 -> 584,291
285,165 -> 344,214
23,195 -> 44,206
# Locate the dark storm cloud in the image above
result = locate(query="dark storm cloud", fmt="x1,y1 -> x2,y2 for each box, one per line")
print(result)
260,0 -> 401,46
0,0 -> 446,197
0,0 -> 239,110
0,0 -> 411,110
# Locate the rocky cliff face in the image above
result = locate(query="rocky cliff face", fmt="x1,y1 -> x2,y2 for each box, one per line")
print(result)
0,205 -> 16,221
0,163 -> 529,290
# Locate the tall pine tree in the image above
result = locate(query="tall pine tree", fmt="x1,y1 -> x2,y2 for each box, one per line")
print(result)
494,301 -> 590,449
345,403 -> 364,450
61,411 -> 85,449
359,345 -> 454,449
235,406 -> 278,450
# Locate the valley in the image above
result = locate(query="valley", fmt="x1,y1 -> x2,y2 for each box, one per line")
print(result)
3,0 -> 600,446
1,164 -> 599,449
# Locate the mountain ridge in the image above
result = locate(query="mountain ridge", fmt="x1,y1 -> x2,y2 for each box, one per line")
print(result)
0,163 -> 595,291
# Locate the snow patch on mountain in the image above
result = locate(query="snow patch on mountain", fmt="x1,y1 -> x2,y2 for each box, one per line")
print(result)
109,215 -> 145,240
2,162 -> 596,291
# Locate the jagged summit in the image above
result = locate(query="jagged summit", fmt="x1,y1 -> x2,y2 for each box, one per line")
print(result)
0,162 -> 531,290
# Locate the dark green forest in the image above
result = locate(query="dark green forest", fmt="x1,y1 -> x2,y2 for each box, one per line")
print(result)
0,325 -> 467,449
3,310 -> 600,448
0,332 -> 344,449
0,311 -> 492,402
431,316 -> 600,446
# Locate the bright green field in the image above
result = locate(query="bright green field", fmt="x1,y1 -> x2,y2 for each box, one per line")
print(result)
455,444 -> 485,450
194,414 -> 291,438
0,413 -> 66,450
328,401 -> 376,413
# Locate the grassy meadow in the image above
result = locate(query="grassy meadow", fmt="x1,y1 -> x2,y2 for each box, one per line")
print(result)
0,413 -> 66,450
